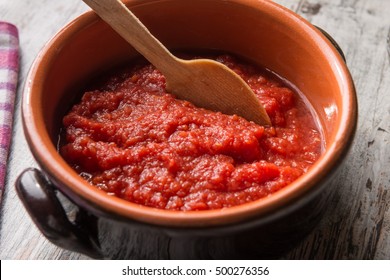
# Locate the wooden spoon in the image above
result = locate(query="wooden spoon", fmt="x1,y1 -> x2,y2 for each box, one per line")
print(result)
82,0 -> 271,126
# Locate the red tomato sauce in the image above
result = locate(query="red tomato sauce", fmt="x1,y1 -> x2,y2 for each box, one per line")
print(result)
61,55 -> 322,211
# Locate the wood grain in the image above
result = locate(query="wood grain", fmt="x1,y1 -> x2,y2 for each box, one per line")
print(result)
0,0 -> 389,259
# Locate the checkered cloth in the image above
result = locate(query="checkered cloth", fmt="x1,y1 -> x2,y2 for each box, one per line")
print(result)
0,22 -> 19,201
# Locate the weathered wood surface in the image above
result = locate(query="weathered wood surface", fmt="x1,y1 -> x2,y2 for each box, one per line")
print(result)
0,0 -> 389,259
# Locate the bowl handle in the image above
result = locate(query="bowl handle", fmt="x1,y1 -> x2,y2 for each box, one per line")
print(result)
15,168 -> 102,259
315,26 -> 346,62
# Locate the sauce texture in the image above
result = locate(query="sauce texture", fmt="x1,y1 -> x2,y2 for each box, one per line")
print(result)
61,55 -> 322,210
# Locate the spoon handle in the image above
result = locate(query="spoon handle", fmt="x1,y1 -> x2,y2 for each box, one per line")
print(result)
82,0 -> 179,74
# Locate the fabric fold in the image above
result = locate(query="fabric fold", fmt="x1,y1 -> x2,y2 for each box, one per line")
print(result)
0,22 -> 19,202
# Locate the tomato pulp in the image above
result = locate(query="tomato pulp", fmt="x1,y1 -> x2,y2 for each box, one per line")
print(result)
61,55 -> 322,210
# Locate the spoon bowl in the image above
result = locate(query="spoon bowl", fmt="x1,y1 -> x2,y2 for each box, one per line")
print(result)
82,0 -> 271,125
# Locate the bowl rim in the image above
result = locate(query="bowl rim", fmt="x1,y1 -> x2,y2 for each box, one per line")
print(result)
22,0 -> 357,227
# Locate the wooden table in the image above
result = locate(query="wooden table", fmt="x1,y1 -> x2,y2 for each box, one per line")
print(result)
1,0 -> 389,260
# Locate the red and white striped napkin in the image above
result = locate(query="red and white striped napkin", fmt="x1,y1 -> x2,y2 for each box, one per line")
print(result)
0,22 -> 19,201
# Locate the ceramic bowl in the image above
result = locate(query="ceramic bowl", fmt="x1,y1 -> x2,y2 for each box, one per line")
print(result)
16,0 -> 357,259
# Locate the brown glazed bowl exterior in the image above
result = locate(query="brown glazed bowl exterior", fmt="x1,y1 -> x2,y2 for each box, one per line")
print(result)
17,0 -> 357,259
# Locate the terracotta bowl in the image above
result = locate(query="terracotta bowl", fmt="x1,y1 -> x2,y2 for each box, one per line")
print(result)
17,0 -> 357,259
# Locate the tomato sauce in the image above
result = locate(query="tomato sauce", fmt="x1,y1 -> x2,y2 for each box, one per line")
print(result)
61,55 -> 322,210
